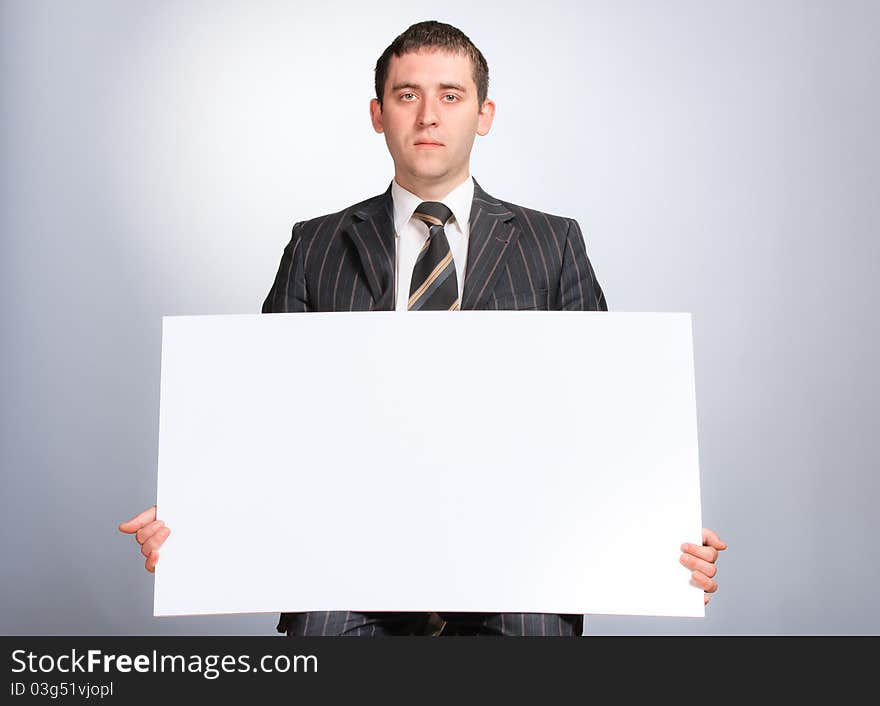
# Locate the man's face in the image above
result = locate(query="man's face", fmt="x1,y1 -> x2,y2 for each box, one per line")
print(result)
370,48 -> 495,193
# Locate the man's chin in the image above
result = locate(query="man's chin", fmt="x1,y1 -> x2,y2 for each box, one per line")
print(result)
405,164 -> 453,182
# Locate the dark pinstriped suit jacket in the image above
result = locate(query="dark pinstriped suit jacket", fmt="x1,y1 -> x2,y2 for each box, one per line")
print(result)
262,178 -> 606,314
261,178 -> 607,636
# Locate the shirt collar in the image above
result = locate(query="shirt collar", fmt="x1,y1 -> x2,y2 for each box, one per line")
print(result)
391,175 -> 474,237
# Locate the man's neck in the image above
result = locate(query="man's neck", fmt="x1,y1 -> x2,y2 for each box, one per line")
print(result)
394,170 -> 471,201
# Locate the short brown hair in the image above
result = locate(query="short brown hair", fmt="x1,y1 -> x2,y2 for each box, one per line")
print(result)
374,20 -> 489,108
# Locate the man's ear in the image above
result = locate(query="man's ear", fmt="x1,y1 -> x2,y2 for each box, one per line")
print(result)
369,98 -> 384,134
476,99 -> 496,137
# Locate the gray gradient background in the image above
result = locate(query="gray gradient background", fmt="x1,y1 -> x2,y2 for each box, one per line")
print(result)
2,0 -> 877,635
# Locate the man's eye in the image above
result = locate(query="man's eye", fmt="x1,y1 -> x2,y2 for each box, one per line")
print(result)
401,93 -> 416,100
443,94 -> 458,102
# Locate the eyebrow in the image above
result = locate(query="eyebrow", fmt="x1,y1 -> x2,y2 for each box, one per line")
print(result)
391,82 -> 468,93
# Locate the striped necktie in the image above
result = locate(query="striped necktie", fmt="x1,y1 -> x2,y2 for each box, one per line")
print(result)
408,201 -> 460,311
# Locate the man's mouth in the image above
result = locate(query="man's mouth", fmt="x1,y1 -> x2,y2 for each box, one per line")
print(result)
414,140 -> 444,147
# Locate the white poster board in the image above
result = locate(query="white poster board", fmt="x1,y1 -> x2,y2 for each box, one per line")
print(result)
154,311 -> 704,618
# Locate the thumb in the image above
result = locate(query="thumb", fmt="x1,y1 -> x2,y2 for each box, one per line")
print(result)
118,505 -> 157,534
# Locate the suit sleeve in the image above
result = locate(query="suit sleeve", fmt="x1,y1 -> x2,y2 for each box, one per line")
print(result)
261,222 -> 309,313
560,218 -> 607,311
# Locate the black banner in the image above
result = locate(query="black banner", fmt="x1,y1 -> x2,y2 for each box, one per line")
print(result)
2,636 -> 873,701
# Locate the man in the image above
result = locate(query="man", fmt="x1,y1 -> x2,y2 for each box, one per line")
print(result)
120,20 -> 726,636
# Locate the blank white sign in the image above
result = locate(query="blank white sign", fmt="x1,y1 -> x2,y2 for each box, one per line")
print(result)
154,311 -> 704,618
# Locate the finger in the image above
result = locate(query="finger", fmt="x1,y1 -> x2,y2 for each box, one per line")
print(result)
136,520 -> 165,546
145,550 -> 159,574
704,594 -> 710,605
119,506 -> 157,534
701,528 -> 727,551
140,526 -> 170,558
681,542 -> 719,564
680,552 -> 717,578
689,570 -> 718,593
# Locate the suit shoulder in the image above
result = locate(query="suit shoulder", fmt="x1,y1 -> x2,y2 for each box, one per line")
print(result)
495,197 -> 576,235
292,191 -> 387,238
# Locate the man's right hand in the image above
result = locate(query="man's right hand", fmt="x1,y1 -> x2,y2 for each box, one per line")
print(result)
118,505 -> 170,573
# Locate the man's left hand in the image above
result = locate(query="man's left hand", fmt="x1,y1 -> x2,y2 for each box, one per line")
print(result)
680,528 -> 727,606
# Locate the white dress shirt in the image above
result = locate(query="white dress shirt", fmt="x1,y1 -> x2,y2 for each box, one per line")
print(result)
391,176 -> 473,312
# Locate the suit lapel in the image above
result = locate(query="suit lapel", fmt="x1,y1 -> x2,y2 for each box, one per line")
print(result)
343,178 -> 521,312
346,184 -> 396,311
461,179 -> 521,310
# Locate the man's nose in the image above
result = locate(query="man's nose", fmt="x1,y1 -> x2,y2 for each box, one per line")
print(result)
417,100 -> 438,127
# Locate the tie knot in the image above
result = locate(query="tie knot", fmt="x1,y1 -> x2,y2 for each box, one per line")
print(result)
413,201 -> 454,228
